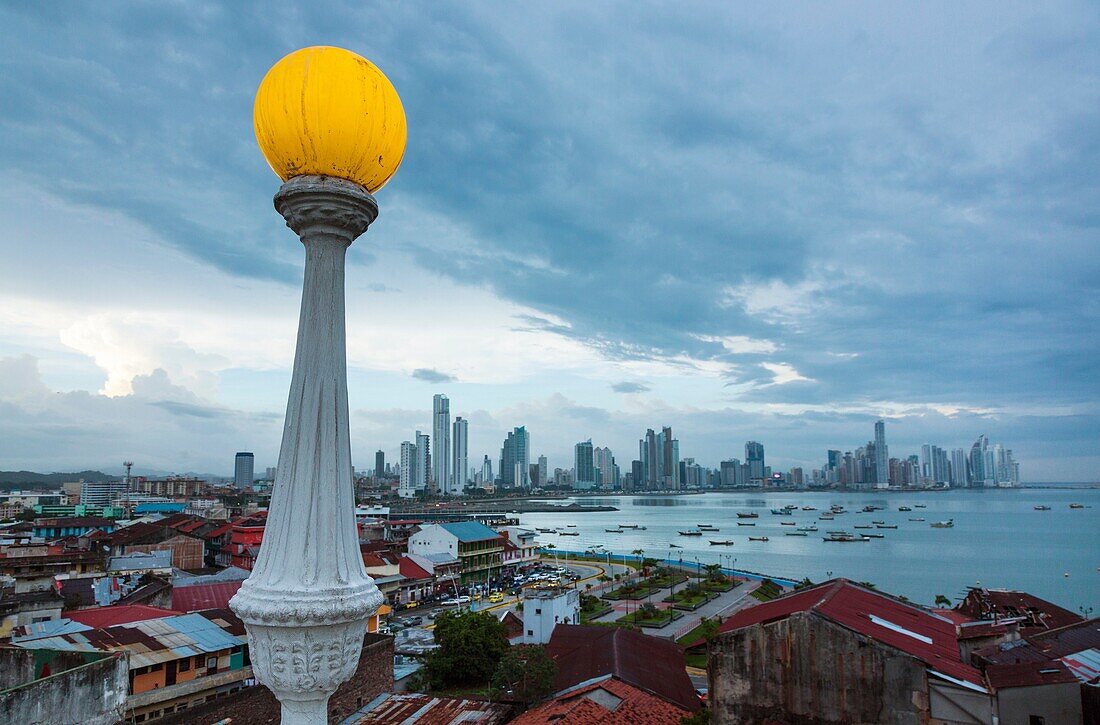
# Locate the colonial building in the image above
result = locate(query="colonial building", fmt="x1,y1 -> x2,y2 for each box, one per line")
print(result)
407,521 -> 504,584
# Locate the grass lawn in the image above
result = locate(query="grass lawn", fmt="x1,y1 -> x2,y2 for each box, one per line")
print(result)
663,588 -> 710,608
645,573 -> 689,589
751,579 -> 784,602
602,584 -> 661,601
622,608 -> 682,627
700,578 -> 736,592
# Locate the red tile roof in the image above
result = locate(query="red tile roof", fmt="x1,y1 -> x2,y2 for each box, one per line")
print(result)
512,676 -> 689,725
718,579 -> 983,687
66,604 -> 182,628
545,625 -> 700,711
171,581 -> 243,612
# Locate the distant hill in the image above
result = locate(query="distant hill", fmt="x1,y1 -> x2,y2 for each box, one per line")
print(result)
0,470 -> 117,489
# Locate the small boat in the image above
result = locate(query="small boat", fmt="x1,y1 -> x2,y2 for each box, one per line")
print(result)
559,531 -> 579,536
1069,503 -> 1084,509
898,506 -> 912,512
736,522 -> 757,527
914,504 -> 927,509
830,505 -> 846,513
737,512 -> 759,519
908,518 -> 925,522
865,533 -> 885,538
797,526 -> 819,532
566,524 -> 577,527
679,530 -> 703,536
854,525 -> 873,530
1034,505 -> 1051,511
801,506 -> 817,511
698,525 -> 720,531
536,528 -> 557,533
823,532 -> 868,542
770,508 -> 793,515
861,506 -> 877,513
871,520 -> 885,525
930,519 -> 954,528
670,544 -> 682,548
748,536 -> 769,542
875,524 -> 897,529
605,528 -> 624,533
619,524 -> 640,529
780,521 -> 796,526
709,540 -> 735,546
819,514 -> 835,521
785,531 -> 808,536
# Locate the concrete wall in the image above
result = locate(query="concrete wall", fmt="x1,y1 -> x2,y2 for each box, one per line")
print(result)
997,683 -> 1082,725
709,612 -> 931,725
0,649 -> 128,725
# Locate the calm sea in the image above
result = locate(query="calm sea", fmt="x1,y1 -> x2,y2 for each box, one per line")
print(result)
518,486 -> 1099,611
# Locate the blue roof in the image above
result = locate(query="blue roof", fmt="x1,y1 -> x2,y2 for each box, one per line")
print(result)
135,502 -> 187,513
440,521 -> 500,543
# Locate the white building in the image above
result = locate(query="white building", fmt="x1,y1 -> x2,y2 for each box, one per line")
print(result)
501,527 -> 539,571
415,430 -> 431,493
522,587 -> 580,644
399,441 -> 417,498
79,479 -> 130,507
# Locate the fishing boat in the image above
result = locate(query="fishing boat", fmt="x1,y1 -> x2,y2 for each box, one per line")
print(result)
736,512 -> 759,519
748,536 -> 769,542
670,544 -> 682,548
823,532 -> 868,542
770,508 -> 793,515
785,531 -> 808,536
1034,505 -> 1051,511
865,533 -> 885,538
559,531 -> 579,536
830,505 -> 846,513
536,528 -> 557,533
898,506 -> 912,512
861,505 -> 877,513
780,521 -> 796,526
854,525 -> 873,530
801,506 -> 817,511
736,522 -> 757,527
1069,503 -> 1085,509
819,514 -> 835,521
709,540 -> 736,546
619,524 -> 640,529
871,520 -> 885,525
605,528 -> 624,533
797,526 -> 819,532
930,519 -> 954,528
679,530 -> 704,536
875,524 -> 898,529
698,525 -> 720,531
908,518 -> 926,522
914,504 -> 927,508
566,524 -> 577,527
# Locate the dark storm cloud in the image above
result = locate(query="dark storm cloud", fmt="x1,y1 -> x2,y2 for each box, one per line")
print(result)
411,368 -> 457,384
1,2 -> 1098,467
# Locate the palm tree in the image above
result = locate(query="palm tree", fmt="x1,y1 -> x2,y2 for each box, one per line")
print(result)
632,548 -> 645,577
934,594 -> 952,608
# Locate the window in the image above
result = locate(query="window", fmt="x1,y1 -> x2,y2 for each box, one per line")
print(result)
207,657 -> 218,669
179,658 -> 190,672
1029,718 -> 1045,725
151,663 -> 162,672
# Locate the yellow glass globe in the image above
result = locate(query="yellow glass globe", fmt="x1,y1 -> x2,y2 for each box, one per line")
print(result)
254,46 -> 407,193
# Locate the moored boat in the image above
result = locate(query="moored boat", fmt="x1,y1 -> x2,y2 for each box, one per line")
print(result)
559,531 -> 579,536
748,536 -> 769,542
797,526 -> 819,532
709,540 -> 735,546
909,518 -> 925,522
736,522 -> 757,526
679,530 -> 703,536
898,506 -> 912,512
780,521 -> 796,526
785,531 -> 808,536
770,508 -> 793,515
1034,505 -> 1051,511
1069,503 -> 1084,509
737,512 -> 759,519
875,524 -> 898,529
914,504 -> 927,508
930,519 -> 954,528
823,532 -> 868,542
605,528 -> 624,533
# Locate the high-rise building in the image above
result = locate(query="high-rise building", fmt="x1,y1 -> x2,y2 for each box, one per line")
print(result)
660,427 -> 680,490
538,455 -> 548,488
481,455 -> 493,483
80,478 -> 131,507
874,420 -> 889,488
499,426 -> 530,488
375,450 -> 385,479
450,417 -> 468,494
639,428 -> 659,489
970,435 -> 988,486
950,448 -> 968,487
432,395 -> 450,495
745,441 -> 765,482
234,452 -> 254,488
415,430 -> 431,493
264,466 -> 278,481
574,440 -> 596,489
593,446 -> 616,489
399,441 -> 417,498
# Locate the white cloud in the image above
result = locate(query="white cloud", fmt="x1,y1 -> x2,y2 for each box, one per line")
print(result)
760,362 -> 813,386
694,334 -> 779,355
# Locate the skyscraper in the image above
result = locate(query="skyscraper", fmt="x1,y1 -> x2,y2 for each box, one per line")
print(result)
538,455 -> 548,488
661,426 -> 680,490
481,455 -> 493,483
574,440 -> 596,489
375,450 -> 385,479
950,448 -> 968,488
399,441 -> 416,498
451,416 -> 468,494
593,446 -> 616,489
874,420 -> 889,488
641,429 -> 659,489
432,395 -> 450,495
970,435 -> 988,486
499,426 -> 530,488
234,452 -> 254,488
415,430 -> 431,493
745,441 -> 765,482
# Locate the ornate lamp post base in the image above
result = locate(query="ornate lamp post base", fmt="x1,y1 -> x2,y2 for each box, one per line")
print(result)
230,175 -> 383,724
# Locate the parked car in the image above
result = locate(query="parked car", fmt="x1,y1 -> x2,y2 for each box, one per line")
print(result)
488,592 -> 504,603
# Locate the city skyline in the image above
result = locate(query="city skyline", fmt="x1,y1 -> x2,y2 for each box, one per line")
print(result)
0,4 -> 1097,480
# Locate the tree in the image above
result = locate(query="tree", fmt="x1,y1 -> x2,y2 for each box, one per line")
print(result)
423,610 -> 510,689
934,594 -> 952,607
681,709 -> 712,725
794,577 -> 815,590
703,563 -> 723,582
492,644 -> 556,704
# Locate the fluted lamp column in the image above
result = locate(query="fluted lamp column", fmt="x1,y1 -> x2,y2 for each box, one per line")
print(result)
230,46 -> 407,724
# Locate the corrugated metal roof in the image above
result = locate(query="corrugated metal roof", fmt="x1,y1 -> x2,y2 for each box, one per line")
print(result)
340,692 -> 511,724
1061,647 -> 1100,683
439,521 -> 501,543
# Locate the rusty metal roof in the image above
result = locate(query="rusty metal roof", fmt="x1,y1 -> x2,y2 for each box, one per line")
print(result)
340,692 -> 512,724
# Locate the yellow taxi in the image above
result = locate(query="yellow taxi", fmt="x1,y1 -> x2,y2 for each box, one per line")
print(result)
488,592 -> 504,603
404,600 -> 419,609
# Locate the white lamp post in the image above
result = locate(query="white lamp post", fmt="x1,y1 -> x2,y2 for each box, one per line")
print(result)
229,46 -> 407,724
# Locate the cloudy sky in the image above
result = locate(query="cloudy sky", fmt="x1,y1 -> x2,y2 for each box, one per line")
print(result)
1,2 -> 1097,480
